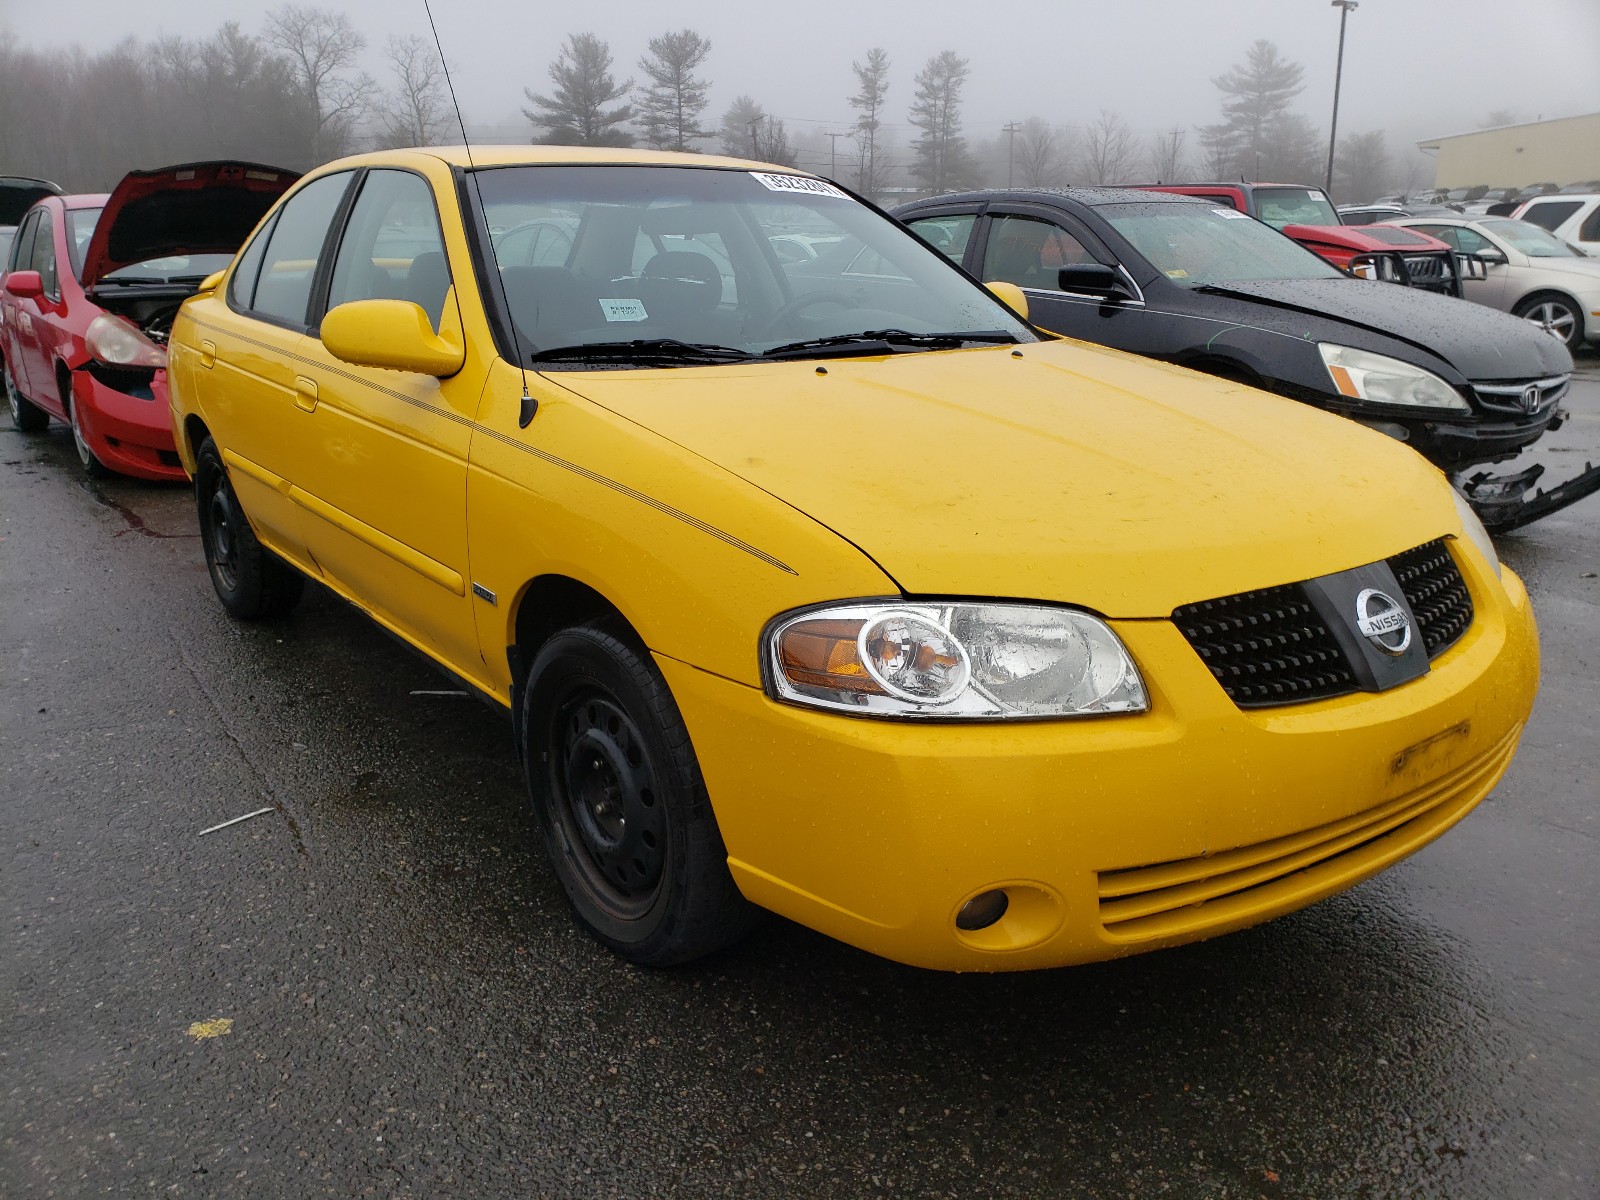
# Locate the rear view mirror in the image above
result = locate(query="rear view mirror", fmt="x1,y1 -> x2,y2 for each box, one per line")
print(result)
4,270 -> 43,299
320,297 -> 465,377
1058,263 -> 1135,301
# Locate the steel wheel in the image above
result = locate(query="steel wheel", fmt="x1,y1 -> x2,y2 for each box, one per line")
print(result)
67,398 -> 111,478
206,484 -> 242,595
194,436 -> 305,620
1514,293 -> 1581,349
4,358 -> 49,433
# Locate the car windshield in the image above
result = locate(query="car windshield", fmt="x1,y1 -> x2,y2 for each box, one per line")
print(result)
101,252 -> 236,283
65,206 -> 103,281
1099,202 -> 1345,287
1481,218 -> 1581,258
1253,188 -> 1340,229
469,164 -> 1034,363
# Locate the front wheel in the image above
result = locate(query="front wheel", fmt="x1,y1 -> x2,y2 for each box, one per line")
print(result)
67,398 -> 112,479
1513,291 -> 1582,349
194,436 -> 305,620
523,625 -> 759,965
4,356 -> 49,433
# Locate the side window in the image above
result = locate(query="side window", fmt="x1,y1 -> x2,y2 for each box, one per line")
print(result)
1581,206 -> 1600,243
1412,225 -> 1458,251
327,170 -> 450,330
985,215 -> 1092,290
1519,200 -> 1581,233
1341,210 -> 1376,226
1453,227 -> 1492,255
228,213 -> 276,311
248,172 -> 353,327
907,214 -> 976,263
9,211 -> 39,273
30,209 -> 59,299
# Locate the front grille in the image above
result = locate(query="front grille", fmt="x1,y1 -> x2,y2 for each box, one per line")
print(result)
1400,253 -> 1446,280
1095,725 -> 1519,941
1388,539 -> 1473,658
1472,374 -> 1569,416
1171,584 -> 1356,707
1173,540 -> 1475,709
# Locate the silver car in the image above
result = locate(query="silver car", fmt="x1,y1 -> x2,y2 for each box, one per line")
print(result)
1391,215 -> 1600,349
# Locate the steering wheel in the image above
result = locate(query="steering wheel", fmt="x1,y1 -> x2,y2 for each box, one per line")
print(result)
760,290 -> 856,335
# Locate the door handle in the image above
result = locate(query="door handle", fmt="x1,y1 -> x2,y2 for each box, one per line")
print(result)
293,375 -> 319,413
199,340 -> 216,368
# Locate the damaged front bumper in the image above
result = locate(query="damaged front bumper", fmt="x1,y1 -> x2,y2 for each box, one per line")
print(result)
1457,457 -> 1600,533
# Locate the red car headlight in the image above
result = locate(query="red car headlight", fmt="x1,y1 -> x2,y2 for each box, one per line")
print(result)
85,313 -> 167,369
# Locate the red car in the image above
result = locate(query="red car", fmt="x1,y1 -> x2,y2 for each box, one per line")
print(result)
2,161 -> 297,479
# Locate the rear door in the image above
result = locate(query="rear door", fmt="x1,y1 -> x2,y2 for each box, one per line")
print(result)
17,207 -> 67,411
2,210 -> 42,399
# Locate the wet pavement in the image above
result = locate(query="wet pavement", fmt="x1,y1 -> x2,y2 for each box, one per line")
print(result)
3,354 -> 1597,1198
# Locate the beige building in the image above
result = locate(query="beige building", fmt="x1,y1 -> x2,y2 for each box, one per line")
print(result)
1418,112 -> 1600,189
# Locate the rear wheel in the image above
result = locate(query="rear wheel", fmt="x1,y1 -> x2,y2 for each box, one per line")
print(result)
4,356 -> 48,433
1513,291 -> 1582,349
194,436 -> 304,619
523,624 -> 758,965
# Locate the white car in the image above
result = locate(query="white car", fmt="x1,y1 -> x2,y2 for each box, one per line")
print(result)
1391,215 -> 1600,349
1512,193 -> 1600,256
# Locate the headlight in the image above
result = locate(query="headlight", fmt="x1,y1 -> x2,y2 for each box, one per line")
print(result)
85,313 -> 167,370
1452,487 -> 1502,579
1318,344 -> 1468,411
764,601 -> 1148,719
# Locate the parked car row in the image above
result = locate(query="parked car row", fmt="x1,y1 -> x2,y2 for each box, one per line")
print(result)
0,147 -> 1558,973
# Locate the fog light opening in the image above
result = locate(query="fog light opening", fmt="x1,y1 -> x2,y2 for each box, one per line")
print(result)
955,889 -> 1010,931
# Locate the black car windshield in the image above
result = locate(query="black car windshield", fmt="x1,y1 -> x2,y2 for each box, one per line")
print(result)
65,206 -> 102,281
1481,218 -> 1581,258
469,164 -> 1034,363
101,252 -> 236,283
1099,202 -> 1344,287
1253,187 -> 1341,229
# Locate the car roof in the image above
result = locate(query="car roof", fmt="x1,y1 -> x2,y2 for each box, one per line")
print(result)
314,145 -> 782,174
903,186 -> 1209,209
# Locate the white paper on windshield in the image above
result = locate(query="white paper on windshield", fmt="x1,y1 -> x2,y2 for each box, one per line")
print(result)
599,298 -> 648,322
1212,207 -> 1251,219
749,172 -> 848,199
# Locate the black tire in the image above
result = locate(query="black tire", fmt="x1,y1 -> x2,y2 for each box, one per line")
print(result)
4,355 -> 49,433
522,624 -> 759,965
67,394 -> 112,479
194,436 -> 305,620
1512,290 -> 1583,350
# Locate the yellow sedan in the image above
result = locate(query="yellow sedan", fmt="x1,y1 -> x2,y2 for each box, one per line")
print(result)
166,147 -> 1538,970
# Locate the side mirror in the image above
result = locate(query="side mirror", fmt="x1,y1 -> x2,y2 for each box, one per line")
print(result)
4,270 -> 43,299
984,280 -> 1029,322
197,269 -> 226,294
1474,248 -> 1508,266
319,297 -> 465,377
1057,263 -> 1135,301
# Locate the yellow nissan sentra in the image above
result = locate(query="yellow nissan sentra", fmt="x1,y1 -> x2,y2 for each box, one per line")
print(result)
166,147 -> 1538,971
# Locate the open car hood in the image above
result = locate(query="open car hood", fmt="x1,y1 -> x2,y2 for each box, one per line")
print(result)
0,176 -> 63,226
79,161 -> 299,287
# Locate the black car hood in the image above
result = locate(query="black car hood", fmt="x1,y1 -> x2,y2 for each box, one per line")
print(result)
80,161 -> 299,287
0,176 -> 63,226
1200,278 -> 1571,381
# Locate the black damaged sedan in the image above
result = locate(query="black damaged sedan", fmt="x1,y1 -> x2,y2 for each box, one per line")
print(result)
892,189 -> 1593,529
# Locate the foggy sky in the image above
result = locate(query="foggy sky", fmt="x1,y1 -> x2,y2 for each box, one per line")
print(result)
6,0 -> 1598,167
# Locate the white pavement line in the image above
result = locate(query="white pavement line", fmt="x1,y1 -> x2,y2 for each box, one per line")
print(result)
197,807 -> 277,837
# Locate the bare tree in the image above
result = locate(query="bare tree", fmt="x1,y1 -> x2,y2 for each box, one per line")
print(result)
264,5 -> 373,161
635,30 -> 713,152
1078,110 -> 1137,184
523,32 -> 634,147
908,51 -> 974,195
376,35 -> 450,149
849,48 -> 891,200
1016,116 -> 1067,188
1147,127 -> 1188,182
716,96 -> 793,165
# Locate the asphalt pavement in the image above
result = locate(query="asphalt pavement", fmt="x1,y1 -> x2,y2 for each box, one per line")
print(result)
3,353 -> 1597,1198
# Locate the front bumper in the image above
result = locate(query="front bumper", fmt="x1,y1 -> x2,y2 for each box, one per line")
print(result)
662,549 -> 1537,971
70,367 -> 185,482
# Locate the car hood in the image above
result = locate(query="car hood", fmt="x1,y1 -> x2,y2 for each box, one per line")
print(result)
1280,223 -> 1452,253
79,161 -> 299,287
557,341 -> 1458,618
1197,278 -> 1571,381
0,176 -> 63,226
1513,255 -> 1600,286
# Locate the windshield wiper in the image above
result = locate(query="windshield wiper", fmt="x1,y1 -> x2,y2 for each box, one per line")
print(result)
761,328 -> 1020,360
527,338 -> 754,367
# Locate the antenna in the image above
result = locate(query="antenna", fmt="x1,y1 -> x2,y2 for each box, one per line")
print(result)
422,0 -> 538,427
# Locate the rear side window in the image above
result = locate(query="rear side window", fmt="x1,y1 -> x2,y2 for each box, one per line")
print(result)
248,172 -> 353,327
1520,200 -> 1581,232
8,211 -> 39,273
1582,206 -> 1600,243
29,209 -> 59,299
326,170 -> 450,331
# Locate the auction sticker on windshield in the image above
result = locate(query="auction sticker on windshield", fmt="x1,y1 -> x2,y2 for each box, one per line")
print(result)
750,172 -> 848,199
599,298 -> 649,322
1213,208 -> 1251,219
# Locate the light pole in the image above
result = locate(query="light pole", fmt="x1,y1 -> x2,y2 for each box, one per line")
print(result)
1325,0 -> 1359,192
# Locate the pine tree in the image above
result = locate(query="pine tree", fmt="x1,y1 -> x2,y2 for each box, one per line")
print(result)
523,33 -> 634,147
1198,40 -> 1307,179
636,29 -> 712,152
908,51 -> 973,195
849,48 -> 890,199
